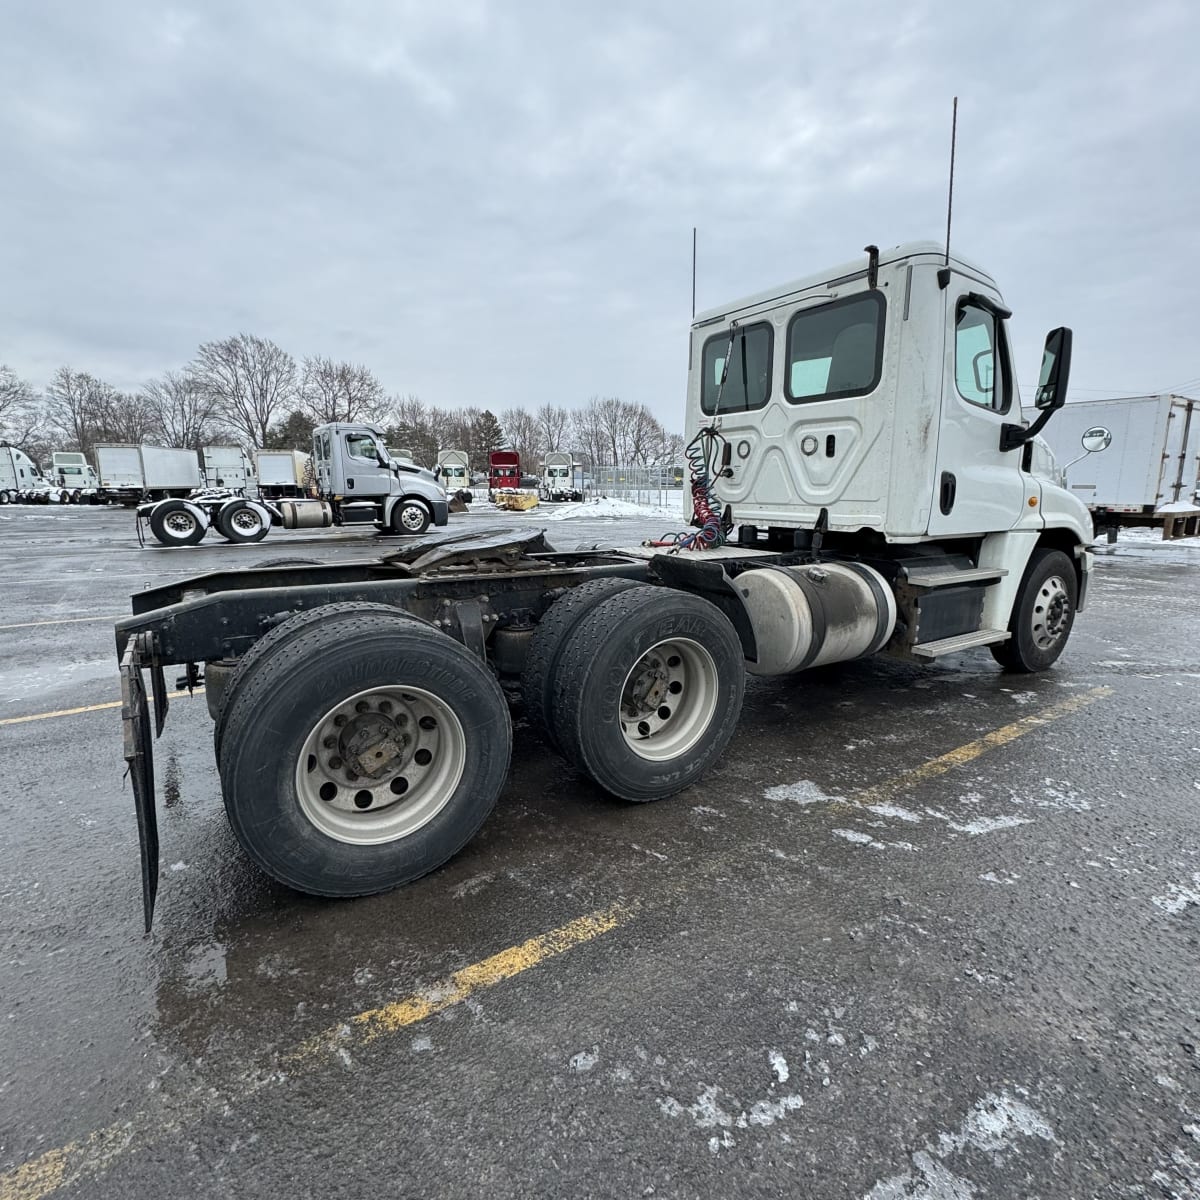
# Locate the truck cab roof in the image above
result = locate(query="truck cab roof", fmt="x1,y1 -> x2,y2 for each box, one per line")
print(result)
692,241 -> 999,327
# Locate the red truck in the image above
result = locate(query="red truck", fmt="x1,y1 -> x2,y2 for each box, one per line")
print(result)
488,450 -> 520,496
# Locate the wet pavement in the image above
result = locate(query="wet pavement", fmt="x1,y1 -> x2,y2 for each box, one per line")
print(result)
1,505 -> 1199,1198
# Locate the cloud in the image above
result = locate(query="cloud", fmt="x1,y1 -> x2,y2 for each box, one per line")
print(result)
1,0 -> 1198,424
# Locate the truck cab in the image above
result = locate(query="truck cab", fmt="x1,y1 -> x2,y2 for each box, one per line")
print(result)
687,240 -> 1091,665
313,423 -> 449,535
540,452 -> 582,502
488,451 -> 521,497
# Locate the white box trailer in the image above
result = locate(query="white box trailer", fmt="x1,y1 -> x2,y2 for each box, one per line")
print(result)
256,449 -> 311,499
202,445 -> 254,491
1033,395 -> 1200,534
140,446 -> 201,494
95,444 -> 202,503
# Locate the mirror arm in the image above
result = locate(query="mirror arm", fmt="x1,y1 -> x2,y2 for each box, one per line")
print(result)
1000,407 -> 1056,453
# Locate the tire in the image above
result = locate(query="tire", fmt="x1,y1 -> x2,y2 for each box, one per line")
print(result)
148,500 -> 206,546
0,490 -> 9,505
392,499 -> 432,536
216,501 -> 270,543
551,586 -> 746,802
219,615 -> 511,898
214,601 -> 424,759
990,547 -> 1078,673
521,576 -> 643,751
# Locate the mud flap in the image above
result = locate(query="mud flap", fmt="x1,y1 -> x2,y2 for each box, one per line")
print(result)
121,644 -> 158,932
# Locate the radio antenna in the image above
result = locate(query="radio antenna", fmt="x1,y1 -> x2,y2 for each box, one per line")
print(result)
691,226 -> 697,318
938,97 -> 958,289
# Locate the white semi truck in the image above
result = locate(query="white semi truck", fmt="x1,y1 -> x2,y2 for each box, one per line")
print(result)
256,449 -> 311,500
51,452 -> 99,499
1033,394 -> 1200,539
117,241 -> 1095,929
539,451 -> 583,502
137,422 -> 450,546
0,443 -> 54,504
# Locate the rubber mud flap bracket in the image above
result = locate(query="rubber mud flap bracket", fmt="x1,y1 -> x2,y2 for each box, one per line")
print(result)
121,644 -> 159,932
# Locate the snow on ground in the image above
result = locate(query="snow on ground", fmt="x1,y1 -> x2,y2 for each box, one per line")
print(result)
534,497 -> 685,523
1111,525 -> 1200,545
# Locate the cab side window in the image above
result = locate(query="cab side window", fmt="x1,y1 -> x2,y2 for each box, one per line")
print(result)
346,433 -> 379,461
955,300 -> 1011,413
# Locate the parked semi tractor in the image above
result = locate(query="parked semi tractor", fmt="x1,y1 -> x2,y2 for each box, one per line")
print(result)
51,452 -> 99,499
488,450 -> 520,497
1033,394 -> 1200,539
539,451 -> 583,502
0,443 -> 54,504
137,422 -> 449,546
117,240 -> 1094,929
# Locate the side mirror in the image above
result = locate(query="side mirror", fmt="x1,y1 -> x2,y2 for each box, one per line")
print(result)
999,325 -> 1074,452
1035,327 -> 1072,410
1080,425 -> 1112,455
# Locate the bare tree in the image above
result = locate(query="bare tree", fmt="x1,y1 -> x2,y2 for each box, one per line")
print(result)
44,367 -> 101,451
142,370 -> 221,448
190,335 -> 297,448
0,365 -> 36,434
299,357 -> 388,425
535,403 -> 571,454
501,406 -> 541,473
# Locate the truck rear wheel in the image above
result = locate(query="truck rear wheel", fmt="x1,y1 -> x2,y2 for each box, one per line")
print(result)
990,548 -> 1077,673
521,576 -> 642,751
392,499 -> 432,535
219,617 -> 511,898
148,500 -> 206,546
551,586 -> 745,802
216,501 -> 270,543
214,601 -> 424,758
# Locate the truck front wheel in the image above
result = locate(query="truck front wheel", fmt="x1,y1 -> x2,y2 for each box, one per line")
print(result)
148,500 -> 206,546
990,547 -> 1078,673
392,499 -> 432,536
219,617 -> 511,897
551,586 -> 745,802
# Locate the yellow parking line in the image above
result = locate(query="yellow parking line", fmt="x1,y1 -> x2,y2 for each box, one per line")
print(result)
0,902 -> 632,1200
848,685 -> 1113,810
0,615 -> 120,631
0,689 -> 206,728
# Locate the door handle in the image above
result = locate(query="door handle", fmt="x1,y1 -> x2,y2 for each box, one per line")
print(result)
939,472 -> 956,515
347,478 -> 355,490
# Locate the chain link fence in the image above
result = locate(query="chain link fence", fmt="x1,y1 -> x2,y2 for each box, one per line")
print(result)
583,463 -> 685,506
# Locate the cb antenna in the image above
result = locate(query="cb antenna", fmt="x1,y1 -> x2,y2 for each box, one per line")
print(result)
938,96 -> 958,290
691,226 -> 697,318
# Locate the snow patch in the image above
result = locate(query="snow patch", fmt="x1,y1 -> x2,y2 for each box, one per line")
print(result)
864,1091 -> 1056,1198
946,814 -> 1031,836
763,779 -> 840,805
866,802 -> 922,823
1151,872 -> 1200,915
768,1050 -> 789,1083
540,497 -> 684,522
569,1046 -> 600,1073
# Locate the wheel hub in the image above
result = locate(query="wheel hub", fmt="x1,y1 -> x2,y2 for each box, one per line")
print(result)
165,512 -> 194,534
618,638 -> 718,760
1031,575 -> 1071,650
232,509 -> 259,531
296,686 -> 466,843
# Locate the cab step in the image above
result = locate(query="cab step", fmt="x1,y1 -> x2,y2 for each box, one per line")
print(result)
904,566 -> 1008,589
911,628 -> 1011,658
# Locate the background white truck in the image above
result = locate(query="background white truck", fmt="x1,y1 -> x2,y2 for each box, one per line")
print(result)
1033,394 -> 1200,539
539,451 -> 583,502
51,452 -> 99,498
94,444 -> 201,504
202,446 -> 255,492
139,422 -> 450,546
118,240 -> 1098,928
255,450 -> 311,500
0,443 -> 53,504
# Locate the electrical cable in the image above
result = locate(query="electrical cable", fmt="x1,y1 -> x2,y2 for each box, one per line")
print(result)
646,425 -> 729,552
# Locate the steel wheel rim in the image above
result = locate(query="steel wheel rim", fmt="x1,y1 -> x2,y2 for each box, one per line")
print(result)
230,507 -> 262,534
618,637 -> 718,762
163,510 -> 197,538
400,504 -> 426,531
295,685 -> 466,844
1031,574 -> 1071,650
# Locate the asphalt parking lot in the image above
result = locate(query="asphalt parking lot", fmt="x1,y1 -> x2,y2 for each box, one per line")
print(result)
1,504 -> 1199,1199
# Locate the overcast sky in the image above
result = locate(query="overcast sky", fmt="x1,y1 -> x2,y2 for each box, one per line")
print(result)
2,0 -> 1197,431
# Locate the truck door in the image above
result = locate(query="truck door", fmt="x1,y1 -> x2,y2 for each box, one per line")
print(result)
342,431 -> 391,497
926,291 -> 1029,535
